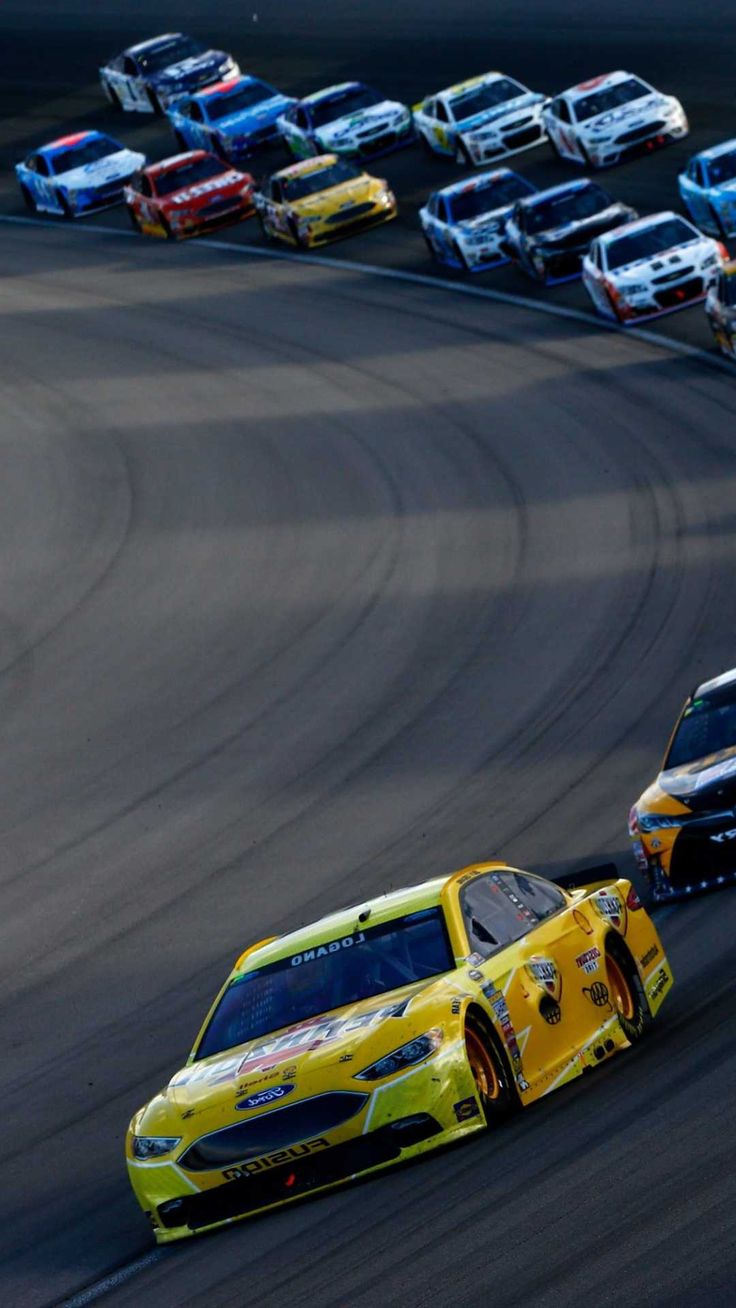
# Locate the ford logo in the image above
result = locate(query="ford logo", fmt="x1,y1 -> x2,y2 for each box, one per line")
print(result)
235,1083 -> 295,1111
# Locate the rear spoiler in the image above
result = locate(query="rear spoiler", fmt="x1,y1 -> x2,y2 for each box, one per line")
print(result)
549,862 -> 619,891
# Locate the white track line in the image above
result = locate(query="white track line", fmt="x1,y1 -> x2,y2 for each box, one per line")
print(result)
2,212 -> 734,375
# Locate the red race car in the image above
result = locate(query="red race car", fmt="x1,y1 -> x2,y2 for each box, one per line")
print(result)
124,150 -> 255,239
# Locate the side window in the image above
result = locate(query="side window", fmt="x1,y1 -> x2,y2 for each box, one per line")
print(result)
36,155 -> 50,177
424,99 -> 435,118
271,179 -> 283,203
589,242 -> 600,270
694,161 -> 706,188
460,870 -> 565,959
190,102 -> 204,123
436,100 -> 450,124
139,175 -> 153,198
123,56 -> 138,76
436,196 -> 448,223
295,107 -> 310,130
558,99 -> 572,124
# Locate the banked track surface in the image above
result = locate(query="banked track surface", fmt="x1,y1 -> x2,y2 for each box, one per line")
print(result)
2,4 -> 736,1306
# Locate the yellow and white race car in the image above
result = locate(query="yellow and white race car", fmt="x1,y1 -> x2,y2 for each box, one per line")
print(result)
254,153 -> 397,248
127,861 -> 672,1243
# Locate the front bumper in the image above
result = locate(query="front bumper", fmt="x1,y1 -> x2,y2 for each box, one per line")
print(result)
463,111 -> 546,165
635,824 -> 736,900
168,194 -> 255,238
331,124 -> 416,161
302,198 -> 397,247
588,118 -> 688,168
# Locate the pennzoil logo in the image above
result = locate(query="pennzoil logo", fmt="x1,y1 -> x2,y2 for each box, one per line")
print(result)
222,1137 -> 329,1180
526,956 -> 562,1002
593,891 -> 626,933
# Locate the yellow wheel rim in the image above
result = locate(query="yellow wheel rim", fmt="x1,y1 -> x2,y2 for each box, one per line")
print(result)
466,1028 -> 500,1101
607,955 -> 635,1021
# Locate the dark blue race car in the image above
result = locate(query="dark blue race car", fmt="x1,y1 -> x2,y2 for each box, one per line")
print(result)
503,178 -> 637,285
99,33 -> 239,115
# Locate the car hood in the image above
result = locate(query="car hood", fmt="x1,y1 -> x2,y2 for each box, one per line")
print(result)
289,176 -> 383,216
150,51 -> 230,87
531,203 -> 636,248
658,745 -> 736,806
56,148 -> 146,188
163,170 -> 247,204
611,239 -> 704,278
457,91 -> 543,132
317,100 -> 408,144
214,95 -> 296,136
584,92 -> 671,136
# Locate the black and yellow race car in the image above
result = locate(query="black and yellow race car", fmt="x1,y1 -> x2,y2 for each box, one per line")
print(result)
630,666 -> 736,899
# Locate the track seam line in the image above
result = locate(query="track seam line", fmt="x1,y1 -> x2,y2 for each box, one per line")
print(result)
2,212 -> 734,375
55,1249 -> 164,1307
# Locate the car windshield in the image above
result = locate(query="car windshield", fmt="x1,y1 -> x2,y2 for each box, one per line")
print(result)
154,156 -> 227,195
605,218 -> 696,268
449,78 -> 526,122
449,173 -> 533,221
573,77 -> 650,123
310,86 -> 382,128
137,36 -> 202,73
707,151 -> 736,186
51,137 -> 119,173
281,160 -> 360,198
195,907 -> 453,1059
206,81 -> 275,120
666,689 -> 736,768
523,182 -> 613,233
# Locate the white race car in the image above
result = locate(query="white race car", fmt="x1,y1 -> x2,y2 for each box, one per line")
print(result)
582,211 -> 726,323
277,82 -> 415,161
419,168 -> 536,271
413,72 -> 547,166
543,71 -> 688,168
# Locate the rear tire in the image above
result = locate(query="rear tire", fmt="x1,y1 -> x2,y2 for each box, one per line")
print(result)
605,938 -> 652,1043
465,1017 -> 516,1123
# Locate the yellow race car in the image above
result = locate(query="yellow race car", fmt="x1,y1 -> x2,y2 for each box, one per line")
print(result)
254,153 -> 397,248
127,861 -> 672,1243
630,665 -> 736,900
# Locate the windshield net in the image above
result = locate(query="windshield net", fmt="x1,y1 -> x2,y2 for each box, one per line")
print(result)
449,173 -> 533,221
524,183 -> 612,233
605,218 -> 696,268
310,86 -> 382,128
196,907 -> 453,1060
207,82 -> 275,120
281,160 -> 360,198
154,156 -> 228,194
573,78 -> 650,123
449,79 -> 525,123
666,690 -> 736,768
137,36 -> 202,73
51,138 -> 120,173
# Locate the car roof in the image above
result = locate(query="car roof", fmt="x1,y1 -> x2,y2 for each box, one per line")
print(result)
236,877 -> 449,974
696,138 -> 736,163
145,149 -> 211,177
196,75 -> 260,100
565,70 -> 635,99
693,666 -> 736,697
300,81 -> 364,105
42,130 -> 104,155
272,153 -> 342,179
597,209 -> 686,243
432,166 -> 520,199
127,32 -> 185,56
442,71 -> 508,97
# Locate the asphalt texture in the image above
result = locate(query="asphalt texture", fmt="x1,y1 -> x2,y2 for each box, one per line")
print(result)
2,3 -> 736,1306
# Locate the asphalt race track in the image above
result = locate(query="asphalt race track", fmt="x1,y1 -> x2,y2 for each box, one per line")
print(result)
2,3 -> 736,1306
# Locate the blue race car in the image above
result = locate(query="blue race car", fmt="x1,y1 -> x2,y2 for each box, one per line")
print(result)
503,178 -> 637,285
99,33 -> 239,115
679,140 -> 736,239
166,76 -> 296,162
16,130 -> 146,218
419,168 -> 537,271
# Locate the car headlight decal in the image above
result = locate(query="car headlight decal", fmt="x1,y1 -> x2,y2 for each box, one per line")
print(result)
354,1029 -> 443,1081
132,1135 -> 182,1160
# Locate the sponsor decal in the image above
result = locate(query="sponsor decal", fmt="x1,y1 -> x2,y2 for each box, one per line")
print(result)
575,946 -> 602,975
338,1053 -> 353,1063
647,967 -> 669,1003
290,933 -> 366,966
451,998 -> 462,1015
454,1096 -> 481,1123
583,982 -> 611,1009
540,998 -> 561,1025
640,944 -> 659,968
526,956 -> 562,1002
593,891 -> 627,933
484,987 -> 526,1087
222,1137 -> 329,1180
235,1083 -> 294,1111
710,826 -> 736,844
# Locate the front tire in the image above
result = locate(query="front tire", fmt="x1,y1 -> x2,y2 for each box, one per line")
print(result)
606,939 -> 652,1043
104,80 -> 122,111
126,205 -> 142,233
20,183 -> 36,214
709,203 -> 728,241
147,88 -> 164,116
452,240 -> 470,272
465,1017 -> 516,1123
58,191 -> 73,220
455,138 -> 473,167
158,213 -> 174,241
